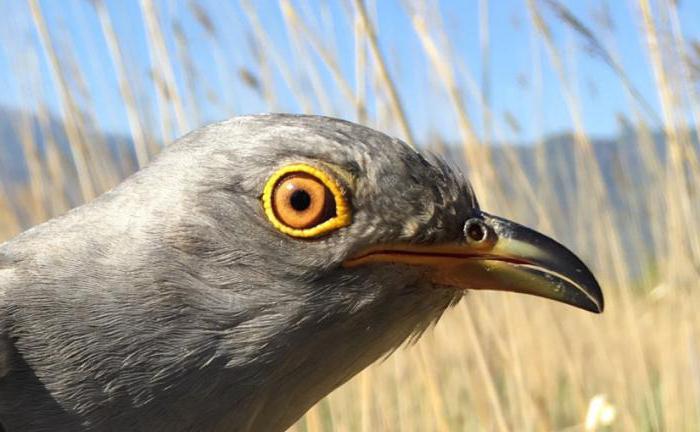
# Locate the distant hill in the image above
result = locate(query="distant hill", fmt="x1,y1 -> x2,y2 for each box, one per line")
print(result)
0,108 -> 33,182
1,106 -> 680,188
0,107 -> 136,186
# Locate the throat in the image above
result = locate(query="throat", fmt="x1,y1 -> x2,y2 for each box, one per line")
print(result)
235,285 -> 458,431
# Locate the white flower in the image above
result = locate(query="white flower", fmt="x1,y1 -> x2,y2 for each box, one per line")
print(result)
585,394 -> 617,431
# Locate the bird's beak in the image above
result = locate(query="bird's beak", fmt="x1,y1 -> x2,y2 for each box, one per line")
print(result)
343,212 -> 604,313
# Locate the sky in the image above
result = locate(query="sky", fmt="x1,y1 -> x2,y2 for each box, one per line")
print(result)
0,0 -> 699,145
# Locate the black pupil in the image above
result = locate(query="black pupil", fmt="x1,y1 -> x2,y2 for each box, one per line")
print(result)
290,189 -> 312,211
467,221 -> 486,242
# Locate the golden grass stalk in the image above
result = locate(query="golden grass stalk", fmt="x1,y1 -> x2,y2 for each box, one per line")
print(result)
15,101 -> 47,224
591,17 -> 667,266
186,2 -> 240,115
36,101 -> 70,216
460,303 -> 510,432
415,343 -> 451,432
172,21 -> 203,126
0,35 -> 53,222
543,0 -> 660,125
637,0 -> 700,284
665,0 -> 700,234
0,179 -> 20,239
241,1 -> 314,114
20,21 -> 71,216
529,2 -> 660,428
303,404 -> 324,432
479,0 -> 492,147
528,20 -> 567,235
409,13 -> 491,200
528,0 -> 630,284
279,0 -> 357,116
358,368 -> 372,432
28,0 -> 95,202
351,0 -> 415,146
408,5 -> 550,237
139,0 -> 189,139
281,4 -> 335,115
59,37 -> 125,195
354,10 -> 368,123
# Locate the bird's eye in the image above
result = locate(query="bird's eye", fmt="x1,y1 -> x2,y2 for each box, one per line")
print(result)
273,174 -> 331,228
262,164 -> 351,238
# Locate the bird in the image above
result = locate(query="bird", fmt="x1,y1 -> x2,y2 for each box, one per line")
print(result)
0,114 -> 603,431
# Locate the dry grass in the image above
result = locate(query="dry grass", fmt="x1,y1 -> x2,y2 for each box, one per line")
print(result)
1,1 -> 699,430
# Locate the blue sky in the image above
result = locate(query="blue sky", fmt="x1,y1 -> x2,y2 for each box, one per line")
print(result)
0,0 -> 699,144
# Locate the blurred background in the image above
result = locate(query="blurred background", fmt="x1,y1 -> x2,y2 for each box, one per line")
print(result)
1,0 -> 699,430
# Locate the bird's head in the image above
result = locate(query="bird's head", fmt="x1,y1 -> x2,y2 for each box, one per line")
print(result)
131,114 -> 603,429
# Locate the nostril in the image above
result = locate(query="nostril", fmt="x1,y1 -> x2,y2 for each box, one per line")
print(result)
464,218 -> 489,244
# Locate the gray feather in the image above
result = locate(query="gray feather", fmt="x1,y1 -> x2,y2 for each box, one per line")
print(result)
0,115 -> 474,431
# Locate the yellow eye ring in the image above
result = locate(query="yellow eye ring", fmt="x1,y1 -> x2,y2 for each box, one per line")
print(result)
262,164 -> 351,238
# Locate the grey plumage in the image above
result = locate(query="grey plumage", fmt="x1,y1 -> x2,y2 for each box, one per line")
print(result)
0,115 -> 472,431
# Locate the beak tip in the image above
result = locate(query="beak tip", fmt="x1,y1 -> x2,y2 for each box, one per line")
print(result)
582,282 -> 604,313
588,277 -> 605,313
590,301 -> 605,314
563,288 -> 603,313
593,294 -> 605,314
